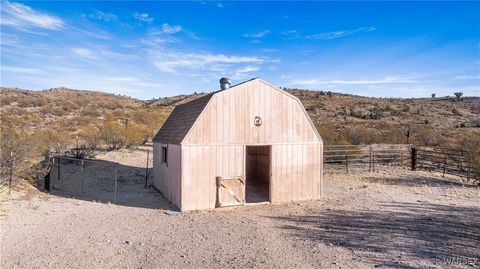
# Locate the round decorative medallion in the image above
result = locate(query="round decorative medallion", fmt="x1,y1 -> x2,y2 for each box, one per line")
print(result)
254,116 -> 262,126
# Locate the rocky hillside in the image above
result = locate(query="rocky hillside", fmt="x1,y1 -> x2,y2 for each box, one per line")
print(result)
1,87 -> 479,155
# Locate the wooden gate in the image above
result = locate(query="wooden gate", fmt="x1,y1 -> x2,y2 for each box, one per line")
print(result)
216,176 -> 245,207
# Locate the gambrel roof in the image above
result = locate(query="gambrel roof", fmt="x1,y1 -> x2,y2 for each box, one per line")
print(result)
153,94 -> 213,144
153,78 -> 321,144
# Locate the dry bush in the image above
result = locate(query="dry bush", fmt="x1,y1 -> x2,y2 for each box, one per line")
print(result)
99,120 -> 125,150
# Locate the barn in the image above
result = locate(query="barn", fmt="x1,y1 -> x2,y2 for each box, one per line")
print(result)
152,77 -> 323,211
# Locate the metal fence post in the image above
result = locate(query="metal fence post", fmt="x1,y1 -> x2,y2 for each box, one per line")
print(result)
442,157 -> 447,177
114,164 -> 118,205
345,153 -> 349,174
411,148 -> 417,171
372,153 -> 375,172
80,160 -> 84,196
145,149 -> 150,188
57,157 -> 61,181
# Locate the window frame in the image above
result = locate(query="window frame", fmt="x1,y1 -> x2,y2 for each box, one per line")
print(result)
161,146 -> 168,166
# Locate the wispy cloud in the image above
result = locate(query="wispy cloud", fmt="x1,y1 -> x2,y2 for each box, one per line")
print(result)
217,3 -> 224,8
291,75 -> 416,86
1,66 -> 43,74
141,36 -> 179,45
306,26 -> 376,40
281,29 -> 300,40
72,48 -> 96,59
454,75 -> 480,80
150,50 -> 269,74
1,1 -> 64,30
88,10 -> 117,22
243,30 -> 270,38
232,66 -> 260,79
149,23 -> 183,35
161,23 -> 182,34
133,12 -> 153,23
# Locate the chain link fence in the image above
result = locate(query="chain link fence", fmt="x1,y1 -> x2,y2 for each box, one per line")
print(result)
48,157 -> 119,203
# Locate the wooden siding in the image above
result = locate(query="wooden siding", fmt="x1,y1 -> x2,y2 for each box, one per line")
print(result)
183,79 -> 320,145
153,143 -> 181,209
179,143 -> 322,211
181,145 -> 244,211
270,143 -> 323,203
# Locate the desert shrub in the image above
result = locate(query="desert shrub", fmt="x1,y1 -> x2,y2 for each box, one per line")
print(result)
33,129 -> 71,154
125,123 -> 149,147
78,126 -> 102,149
345,126 -> 379,145
413,127 -> 444,147
368,106 -> 384,120
99,120 -> 125,150
452,108 -> 462,116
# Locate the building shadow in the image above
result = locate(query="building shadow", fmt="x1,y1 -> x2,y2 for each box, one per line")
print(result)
270,202 -> 480,268
363,174 -> 479,188
36,158 -> 177,211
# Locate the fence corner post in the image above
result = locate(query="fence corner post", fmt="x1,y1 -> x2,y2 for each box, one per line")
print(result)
411,147 -> 417,171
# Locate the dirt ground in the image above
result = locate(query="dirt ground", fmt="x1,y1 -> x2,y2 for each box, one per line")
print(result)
1,147 -> 479,269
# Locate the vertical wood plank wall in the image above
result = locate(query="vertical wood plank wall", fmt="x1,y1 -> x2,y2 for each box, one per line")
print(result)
181,145 -> 244,211
183,79 -> 320,145
153,143 -> 181,208
176,79 -> 323,211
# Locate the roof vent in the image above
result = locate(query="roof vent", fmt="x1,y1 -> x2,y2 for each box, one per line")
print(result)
219,77 -> 231,90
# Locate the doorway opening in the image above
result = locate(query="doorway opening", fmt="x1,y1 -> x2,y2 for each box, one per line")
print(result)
245,146 -> 271,203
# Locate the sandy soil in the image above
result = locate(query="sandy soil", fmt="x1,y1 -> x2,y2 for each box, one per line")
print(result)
1,147 -> 479,269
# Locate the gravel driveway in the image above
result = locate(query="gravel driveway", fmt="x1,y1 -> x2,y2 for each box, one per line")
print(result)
1,151 -> 479,269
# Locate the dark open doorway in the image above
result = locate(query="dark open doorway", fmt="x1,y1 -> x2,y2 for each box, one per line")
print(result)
245,146 -> 271,203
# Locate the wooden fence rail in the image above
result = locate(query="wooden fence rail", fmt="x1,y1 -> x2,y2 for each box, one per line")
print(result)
324,144 -> 478,183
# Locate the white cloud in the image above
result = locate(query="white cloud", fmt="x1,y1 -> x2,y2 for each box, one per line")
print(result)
150,50 -> 268,74
148,23 -> 183,35
1,66 -> 43,74
243,30 -> 270,38
88,10 -> 117,22
217,3 -> 224,8
105,76 -> 138,82
291,75 -> 417,86
306,26 -> 376,40
1,1 -> 64,30
72,48 -> 96,59
454,75 -> 480,80
232,66 -> 260,79
141,37 -> 179,46
133,12 -> 153,23
281,29 -> 300,40
161,23 -> 182,34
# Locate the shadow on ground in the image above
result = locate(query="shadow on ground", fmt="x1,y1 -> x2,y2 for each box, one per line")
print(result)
36,158 -> 176,211
272,202 -> 480,268
363,174 -> 479,188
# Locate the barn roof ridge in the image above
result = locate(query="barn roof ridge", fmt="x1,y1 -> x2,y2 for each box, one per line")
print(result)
153,77 -> 321,144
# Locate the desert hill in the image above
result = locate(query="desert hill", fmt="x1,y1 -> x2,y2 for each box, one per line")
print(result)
1,86 -> 479,158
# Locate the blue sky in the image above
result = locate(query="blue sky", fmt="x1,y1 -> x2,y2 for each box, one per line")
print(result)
1,1 -> 479,99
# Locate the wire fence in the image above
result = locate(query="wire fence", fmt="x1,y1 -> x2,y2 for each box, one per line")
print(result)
47,156 -> 119,203
43,148 -> 152,204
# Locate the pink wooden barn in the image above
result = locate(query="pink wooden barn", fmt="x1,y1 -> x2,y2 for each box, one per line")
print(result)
152,78 -> 323,211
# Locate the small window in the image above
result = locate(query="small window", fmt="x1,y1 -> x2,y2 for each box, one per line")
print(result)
162,146 -> 168,165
